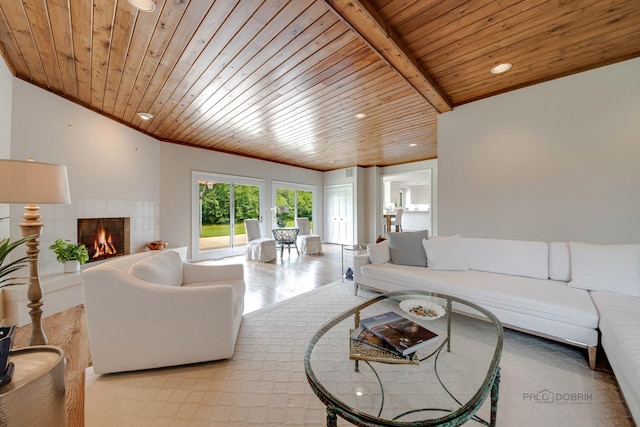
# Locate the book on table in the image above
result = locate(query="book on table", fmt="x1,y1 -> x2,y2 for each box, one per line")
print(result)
350,326 -> 399,353
359,311 -> 439,356
349,327 -> 419,364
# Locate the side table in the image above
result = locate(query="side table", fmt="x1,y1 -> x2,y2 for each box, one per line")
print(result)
0,346 -> 66,426
272,228 -> 300,257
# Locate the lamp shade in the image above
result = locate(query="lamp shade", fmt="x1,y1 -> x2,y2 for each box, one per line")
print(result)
0,159 -> 71,204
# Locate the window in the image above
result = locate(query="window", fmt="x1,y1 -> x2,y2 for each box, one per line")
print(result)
273,182 -> 316,232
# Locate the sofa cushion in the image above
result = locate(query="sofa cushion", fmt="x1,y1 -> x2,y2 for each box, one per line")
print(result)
422,235 -> 469,271
569,242 -> 640,297
549,242 -> 571,282
460,238 -> 549,280
129,250 -> 183,286
387,230 -> 429,267
367,240 -> 390,264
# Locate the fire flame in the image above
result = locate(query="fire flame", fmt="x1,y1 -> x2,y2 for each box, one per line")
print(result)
92,226 -> 118,258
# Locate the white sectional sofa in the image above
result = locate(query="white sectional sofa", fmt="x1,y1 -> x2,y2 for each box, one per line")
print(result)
354,233 -> 640,423
590,291 -> 640,422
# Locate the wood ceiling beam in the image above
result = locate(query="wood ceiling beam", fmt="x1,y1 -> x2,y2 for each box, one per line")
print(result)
324,0 -> 452,113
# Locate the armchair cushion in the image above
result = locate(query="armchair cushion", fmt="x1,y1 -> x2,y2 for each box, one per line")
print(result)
128,250 -> 183,286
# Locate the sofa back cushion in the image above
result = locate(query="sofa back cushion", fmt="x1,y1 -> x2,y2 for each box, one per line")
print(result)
129,250 -> 184,286
422,235 -> 469,271
549,242 -> 571,282
569,242 -> 640,297
460,238 -> 549,280
387,230 -> 429,267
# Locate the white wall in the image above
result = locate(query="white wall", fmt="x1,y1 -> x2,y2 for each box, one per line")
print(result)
10,80 -> 161,274
438,58 -> 640,244
11,80 -> 160,201
159,142 -> 323,258
0,57 -> 12,237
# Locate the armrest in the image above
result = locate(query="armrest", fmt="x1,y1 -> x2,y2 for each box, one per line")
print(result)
353,253 -> 371,282
182,262 -> 244,284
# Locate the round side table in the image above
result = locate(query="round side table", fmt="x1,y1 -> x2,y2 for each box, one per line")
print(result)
0,345 -> 66,427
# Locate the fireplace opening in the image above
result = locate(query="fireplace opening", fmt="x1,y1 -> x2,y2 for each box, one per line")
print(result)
78,218 -> 130,262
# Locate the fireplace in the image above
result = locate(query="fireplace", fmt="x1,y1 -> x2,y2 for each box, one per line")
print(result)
78,218 -> 130,263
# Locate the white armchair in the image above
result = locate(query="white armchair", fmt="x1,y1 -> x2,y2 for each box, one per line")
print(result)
296,217 -> 322,254
81,251 -> 245,374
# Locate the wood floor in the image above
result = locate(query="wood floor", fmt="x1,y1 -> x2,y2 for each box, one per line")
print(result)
12,243 -> 348,427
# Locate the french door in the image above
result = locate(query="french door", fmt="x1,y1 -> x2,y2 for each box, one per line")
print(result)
324,184 -> 353,244
192,172 -> 264,261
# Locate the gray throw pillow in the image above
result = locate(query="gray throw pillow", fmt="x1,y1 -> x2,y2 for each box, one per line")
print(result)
387,230 -> 429,267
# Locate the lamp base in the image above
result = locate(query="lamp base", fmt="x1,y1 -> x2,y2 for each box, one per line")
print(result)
19,204 -> 48,346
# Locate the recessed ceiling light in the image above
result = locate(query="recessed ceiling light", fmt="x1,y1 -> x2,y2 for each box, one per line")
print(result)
127,0 -> 155,12
137,112 -> 154,120
491,63 -> 512,74
409,143 -> 417,147
354,113 -> 367,119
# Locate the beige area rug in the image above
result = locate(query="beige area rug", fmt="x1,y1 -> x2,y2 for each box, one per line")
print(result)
85,281 -> 633,426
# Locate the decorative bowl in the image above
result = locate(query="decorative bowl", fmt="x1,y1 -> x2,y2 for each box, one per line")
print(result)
147,241 -> 168,251
399,299 -> 446,320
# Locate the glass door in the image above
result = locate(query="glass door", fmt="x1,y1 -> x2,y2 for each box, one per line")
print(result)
233,183 -> 261,247
273,182 -> 316,231
192,172 -> 264,261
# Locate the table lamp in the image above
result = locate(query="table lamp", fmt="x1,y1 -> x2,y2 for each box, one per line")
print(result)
0,159 -> 71,345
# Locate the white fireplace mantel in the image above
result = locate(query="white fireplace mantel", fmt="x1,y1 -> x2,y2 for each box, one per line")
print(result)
2,271 -> 84,327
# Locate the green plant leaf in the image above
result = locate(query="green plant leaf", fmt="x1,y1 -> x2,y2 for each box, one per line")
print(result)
0,234 -> 36,287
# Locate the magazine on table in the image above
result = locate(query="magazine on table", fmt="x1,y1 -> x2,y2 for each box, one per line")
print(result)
350,326 -> 402,355
349,328 -> 419,364
359,311 -> 439,356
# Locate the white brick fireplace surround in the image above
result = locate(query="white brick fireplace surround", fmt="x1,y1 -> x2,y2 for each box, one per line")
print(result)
2,197 -> 159,326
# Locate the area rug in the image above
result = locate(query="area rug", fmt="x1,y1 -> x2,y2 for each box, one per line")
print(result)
85,281 -> 633,426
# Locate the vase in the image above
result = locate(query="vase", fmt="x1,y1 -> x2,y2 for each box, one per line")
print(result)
63,260 -> 80,273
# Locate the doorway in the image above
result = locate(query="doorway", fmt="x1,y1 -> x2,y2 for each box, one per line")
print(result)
191,172 -> 264,261
382,169 -> 434,235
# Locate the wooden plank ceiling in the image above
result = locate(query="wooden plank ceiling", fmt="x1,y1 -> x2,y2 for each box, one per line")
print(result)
0,0 -> 639,171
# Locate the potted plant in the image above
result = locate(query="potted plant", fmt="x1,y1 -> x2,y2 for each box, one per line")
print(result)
1,217 -> 36,385
48,239 -> 89,273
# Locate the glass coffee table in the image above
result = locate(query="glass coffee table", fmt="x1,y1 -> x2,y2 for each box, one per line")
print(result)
304,290 -> 503,426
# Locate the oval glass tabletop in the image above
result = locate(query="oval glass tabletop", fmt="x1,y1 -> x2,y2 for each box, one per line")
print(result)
304,290 -> 503,426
